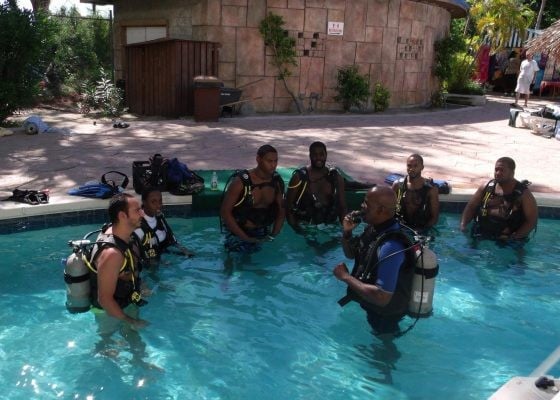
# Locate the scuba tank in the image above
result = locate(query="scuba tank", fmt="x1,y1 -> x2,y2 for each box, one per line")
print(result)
63,230 -> 100,313
408,239 -> 438,317
64,240 -> 92,313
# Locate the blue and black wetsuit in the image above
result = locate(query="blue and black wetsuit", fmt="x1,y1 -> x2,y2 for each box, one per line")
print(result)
347,218 -> 415,334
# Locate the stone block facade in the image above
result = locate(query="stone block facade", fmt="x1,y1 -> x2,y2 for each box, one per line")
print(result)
112,0 -> 464,113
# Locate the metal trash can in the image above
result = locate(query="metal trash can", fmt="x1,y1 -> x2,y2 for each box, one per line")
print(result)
193,76 -> 222,122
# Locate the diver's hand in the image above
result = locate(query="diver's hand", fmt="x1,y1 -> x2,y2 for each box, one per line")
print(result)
181,248 -> 195,258
126,317 -> 149,330
173,243 -> 195,258
333,262 -> 350,281
342,212 -> 360,234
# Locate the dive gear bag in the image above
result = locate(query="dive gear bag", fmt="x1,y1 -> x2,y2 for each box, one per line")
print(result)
166,158 -> 204,195
132,154 -> 168,194
132,154 -> 204,195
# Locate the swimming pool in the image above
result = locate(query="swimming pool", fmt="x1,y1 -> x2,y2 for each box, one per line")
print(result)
1,213 -> 559,399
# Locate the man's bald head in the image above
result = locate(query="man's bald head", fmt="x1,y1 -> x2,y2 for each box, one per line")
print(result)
362,186 -> 397,225
368,186 -> 397,213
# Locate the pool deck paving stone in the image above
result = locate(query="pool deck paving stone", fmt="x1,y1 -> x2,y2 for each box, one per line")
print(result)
1,93 -> 559,220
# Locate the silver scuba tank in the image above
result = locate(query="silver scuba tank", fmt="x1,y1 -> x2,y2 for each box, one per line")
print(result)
408,243 -> 438,317
64,240 -> 92,313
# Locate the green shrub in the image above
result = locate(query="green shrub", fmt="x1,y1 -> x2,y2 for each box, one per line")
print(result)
448,80 -> 484,95
372,83 -> 390,112
334,65 -> 370,111
0,2 -> 55,122
79,68 -> 126,117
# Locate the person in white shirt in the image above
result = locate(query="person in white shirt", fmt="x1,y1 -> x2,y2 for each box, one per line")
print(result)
514,52 -> 540,107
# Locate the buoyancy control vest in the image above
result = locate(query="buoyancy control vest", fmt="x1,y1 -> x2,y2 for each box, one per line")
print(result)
133,214 -> 175,262
473,179 -> 529,238
289,166 -> 340,224
350,224 -> 415,317
395,176 -> 433,229
227,169 -> 285,228
89,232 -> 144,309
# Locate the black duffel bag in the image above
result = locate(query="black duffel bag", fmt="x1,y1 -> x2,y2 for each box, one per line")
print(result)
132,154 -> 168,194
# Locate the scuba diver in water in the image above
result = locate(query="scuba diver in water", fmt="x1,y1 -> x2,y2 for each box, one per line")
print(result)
90,193 -> 148,329
220,144 -> 285,253
392,153 -> 439,231
286,141 -> 347,231
460,157 -> 538,242
87,193 -> 151,365
133,187 -> 194,267
334,186 -> 418,337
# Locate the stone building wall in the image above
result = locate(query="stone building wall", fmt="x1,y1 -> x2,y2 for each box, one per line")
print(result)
112,0 -> 454,112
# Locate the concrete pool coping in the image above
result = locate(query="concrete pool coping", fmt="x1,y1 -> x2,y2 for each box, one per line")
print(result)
1,187 -> 559,222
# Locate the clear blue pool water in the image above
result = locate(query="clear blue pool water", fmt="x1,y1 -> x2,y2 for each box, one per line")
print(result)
0,213 -> 559,399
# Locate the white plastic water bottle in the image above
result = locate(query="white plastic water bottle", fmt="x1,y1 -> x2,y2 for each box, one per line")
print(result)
211,171 -> 218,190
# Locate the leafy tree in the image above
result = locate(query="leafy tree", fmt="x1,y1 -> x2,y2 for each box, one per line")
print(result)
259,12 -> 302,113
468,0 -> 535,51
48,7 -> 112,94
436,0 -> 535,94
531,0 -> 559,29
0,1 -> 55,122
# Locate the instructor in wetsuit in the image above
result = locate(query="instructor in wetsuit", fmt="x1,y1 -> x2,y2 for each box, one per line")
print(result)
334,186 -> 414,336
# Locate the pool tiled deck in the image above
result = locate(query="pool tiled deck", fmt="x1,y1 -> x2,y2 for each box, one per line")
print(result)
1,94 -> 559,229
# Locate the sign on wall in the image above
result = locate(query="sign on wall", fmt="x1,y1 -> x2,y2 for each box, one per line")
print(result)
328,22 -> 344,36
397,36 -> 424,60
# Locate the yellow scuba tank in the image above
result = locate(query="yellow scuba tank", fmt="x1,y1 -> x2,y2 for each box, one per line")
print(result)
408,242 -> 438,317
63,240 -> 93,313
